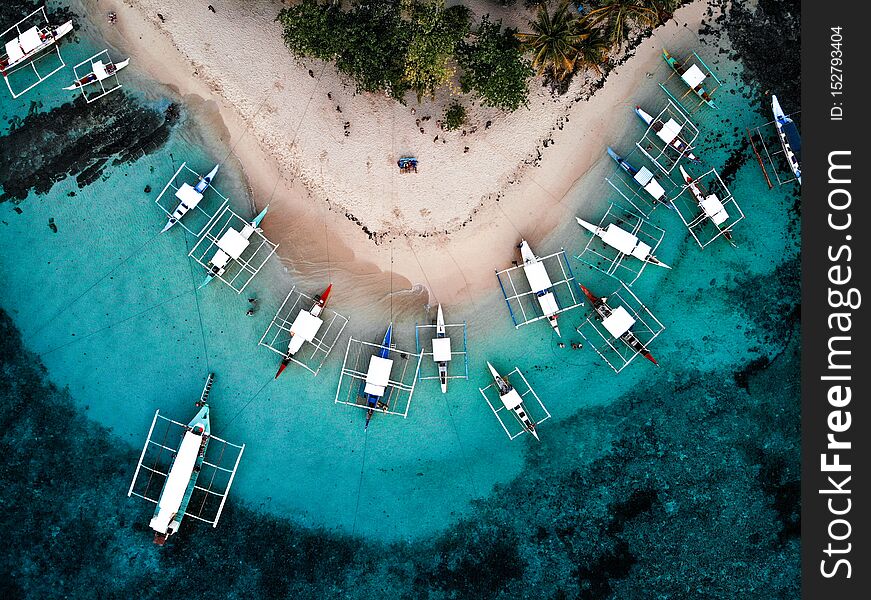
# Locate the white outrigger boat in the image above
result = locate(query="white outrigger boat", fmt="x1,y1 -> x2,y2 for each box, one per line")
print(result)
64,56 -> 129,90
607,147 -> 672,209
576,216 -> 670,270
772,95 -> 801,185
1,10 -> 72,74
161,164 -> 220,233
434,305 -> 450,393
198,205 -> 268,288
678,165 -> 734,245
519,240 -> 563,337
275,284 -> 332,379
486,362 -> 539,441
635,106 -> 700,163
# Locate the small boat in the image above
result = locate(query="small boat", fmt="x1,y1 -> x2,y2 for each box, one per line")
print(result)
519,240 -> 562,337
364,324 -> 393,430
199,205 -> 268,288
579,284 -> 657,365
576,217 -> 671,269
772,95 -> 801,185
662,49 -> 717,109
487,362 -> 539,441
606,147 -> 672,208
435,305 -> 449,393
161,164 -> 220,233
679,165 -> 734,244
148,378 -> 214,545
0,18 -> 73,76
635,106 -> 700,163
275,284 -> 332,379
63,57 -> 129,90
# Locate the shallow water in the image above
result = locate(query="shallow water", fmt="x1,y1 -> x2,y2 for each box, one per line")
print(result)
1,1 -> 800,596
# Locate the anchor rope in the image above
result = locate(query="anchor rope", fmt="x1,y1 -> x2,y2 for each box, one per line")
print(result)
37,289 -> 193,357
350,430 -> 369,535
25,232 -> 160,343
183,232 -> 211,373
215,377 -> 273,436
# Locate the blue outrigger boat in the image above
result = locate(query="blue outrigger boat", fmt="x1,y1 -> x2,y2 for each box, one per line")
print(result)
606,147 -> 673,209
772,95 -> 801,185
363,324 -> 393,430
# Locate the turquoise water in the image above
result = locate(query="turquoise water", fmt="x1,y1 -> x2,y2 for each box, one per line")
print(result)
1,2 -> 800,596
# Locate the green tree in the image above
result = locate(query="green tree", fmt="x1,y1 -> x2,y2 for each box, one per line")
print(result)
276,0 -> 344,60
443,101 -> 467,130
583,0 -> 658,47
516,1 -> 589,81
403,1 -> 472,101
456,16 -> 532,111
573,20 -> 609,74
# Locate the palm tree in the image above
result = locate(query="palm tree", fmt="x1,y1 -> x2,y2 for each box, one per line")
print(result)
516,1 -> 589,81
583,0 -> 658,48
573,21 -> 609,74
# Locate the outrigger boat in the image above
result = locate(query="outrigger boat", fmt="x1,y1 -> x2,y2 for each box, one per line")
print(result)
519,240 -> 562,337
576,216 -> 671,270
364,324 -> 393,430
275,284 -> 333,378
434,305 -> 449,393
486,362 -> 539,441
148,383 -> 213,546
607,147 -> 672,208
579,284 -> 657,366
772,95 -> 801,185
662,49 -> 718,109
161,164 -> 220,233
0,16 -> 73,77
198,205 -> 268,288
678,165 -> 735,245
635,106 -> 700,163
63,57 -> 129,90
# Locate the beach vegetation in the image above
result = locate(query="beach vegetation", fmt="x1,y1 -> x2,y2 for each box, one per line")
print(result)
572,20 -> 610,74
583,0 -> 659,47
403,2 -> 472,101
516,1 -> 590,81
456,17 -> 532,111
443,101 -> 467,130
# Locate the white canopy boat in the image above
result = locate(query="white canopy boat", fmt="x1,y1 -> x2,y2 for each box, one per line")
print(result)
433,304 -> 452,393
487,362 -> 539,441
1,16 -> 73,76
575,217 -> 670,270
635,106 -> 700,163
198,205 -> 268,288
63,57 -> 129,90
162,164 -> 220,233
519,240 -> 562,337
772,95 -> 801,185
679,165 -> 734,244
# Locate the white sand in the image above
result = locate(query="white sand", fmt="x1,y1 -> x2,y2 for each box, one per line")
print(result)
90,0 -> 712,306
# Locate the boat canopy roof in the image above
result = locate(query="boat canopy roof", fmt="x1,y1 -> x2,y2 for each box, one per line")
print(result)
522,260 -> 553,293
216,228 -> 251,259
432,337 -> 452,362
634,167 -> 666,199
681,64 -> 706,88
602,224 -> 640,255
289,310 -> 323,342
537,290 -> 560,316
175,182 -> 204,206
364,355 -> 393,396
602,305 -> 636,338
500,388 -> 523,410
630,241 -> 652,261
656,119 -> 683,144
149,430 -> 203,534
701,195 -> 729,225
92,60 -> 109,79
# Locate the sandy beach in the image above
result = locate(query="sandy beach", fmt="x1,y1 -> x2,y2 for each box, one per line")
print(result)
89,0 -> 713,308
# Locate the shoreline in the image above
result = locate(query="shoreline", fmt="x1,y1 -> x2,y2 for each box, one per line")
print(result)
89,0 -> 713,307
